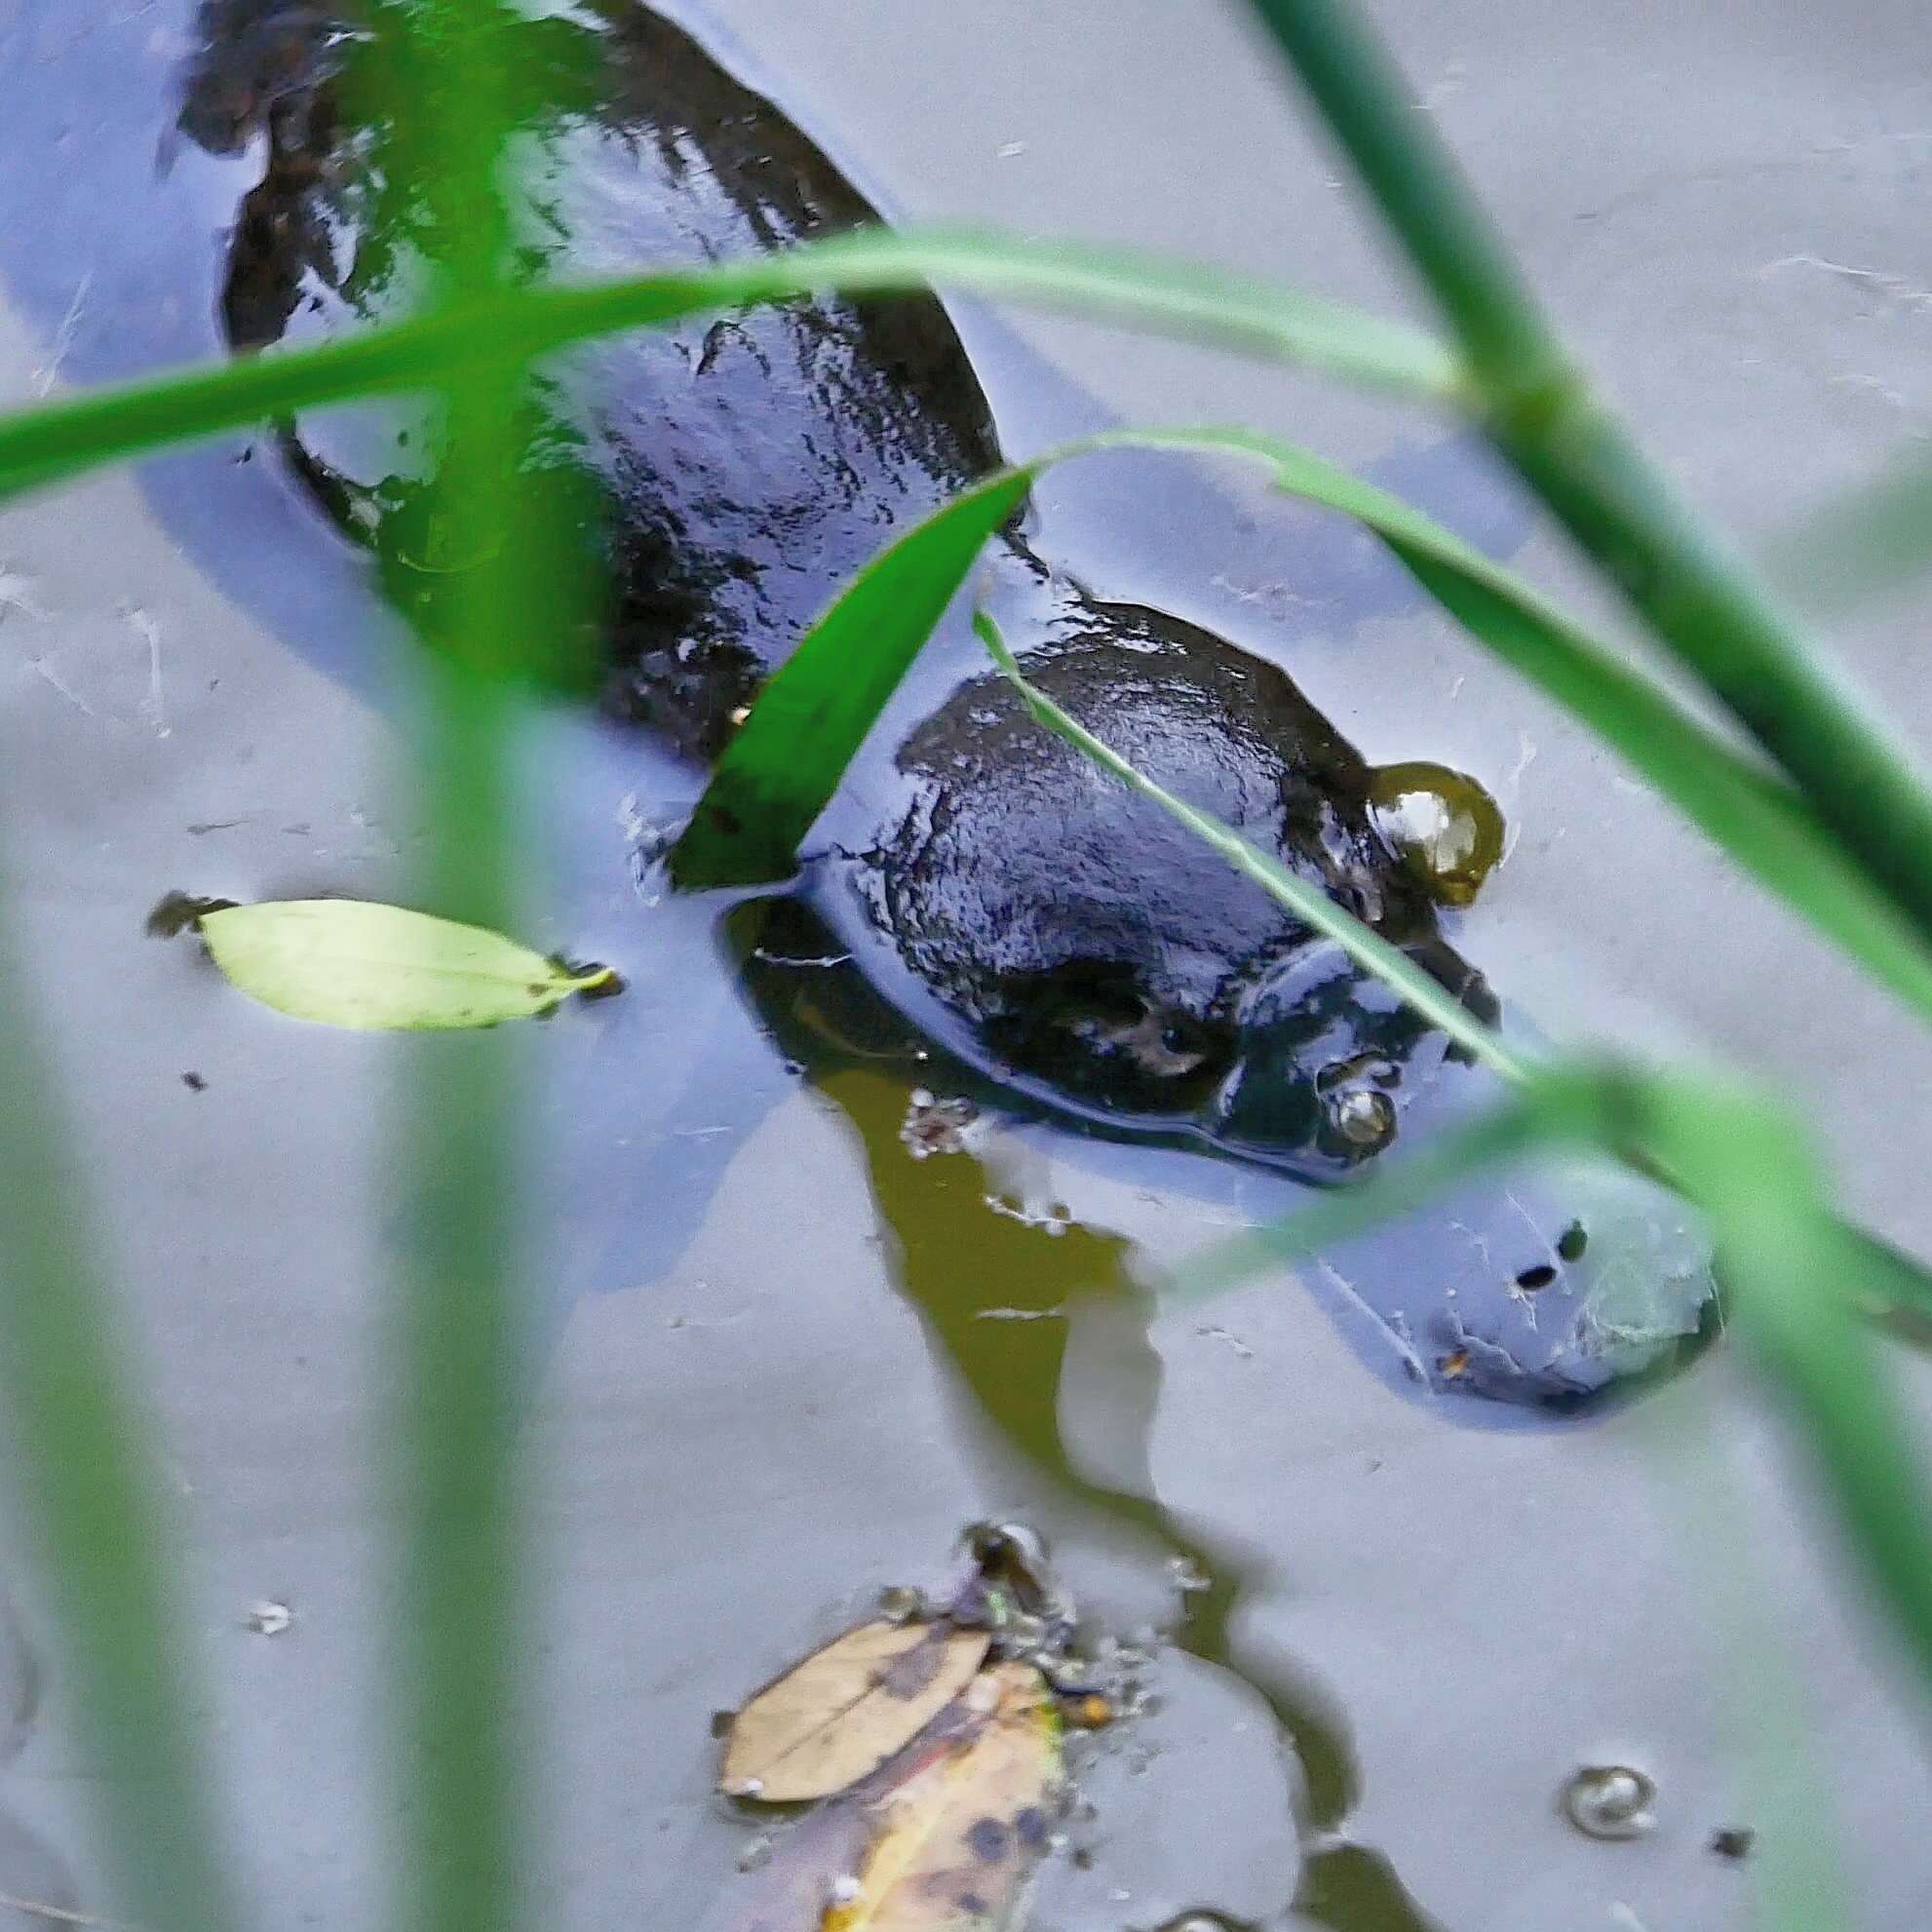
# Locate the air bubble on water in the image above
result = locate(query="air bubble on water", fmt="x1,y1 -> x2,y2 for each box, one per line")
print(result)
245,1601 -> 292,1638
1561,1763 -> 1657,1840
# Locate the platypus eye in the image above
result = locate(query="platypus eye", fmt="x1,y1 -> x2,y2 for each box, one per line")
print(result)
1159,1020 -> 1200,1060
1061,1001 -> 1212,1078
987,962 -> 1232,1111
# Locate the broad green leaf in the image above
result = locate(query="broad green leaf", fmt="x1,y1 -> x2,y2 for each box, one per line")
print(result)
1768,444 -> 1932,613
719,1619 -> 992,1803
0,228 -> 1461,505
197,900 -> 614,1030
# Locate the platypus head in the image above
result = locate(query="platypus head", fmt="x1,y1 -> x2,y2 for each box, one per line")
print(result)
827,593 -> 1718,1407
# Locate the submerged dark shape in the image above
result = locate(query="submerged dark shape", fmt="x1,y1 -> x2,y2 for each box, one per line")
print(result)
177,0 -> 1717,1407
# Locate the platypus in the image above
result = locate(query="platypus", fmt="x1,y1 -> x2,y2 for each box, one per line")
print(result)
167,0 -> 1718,1406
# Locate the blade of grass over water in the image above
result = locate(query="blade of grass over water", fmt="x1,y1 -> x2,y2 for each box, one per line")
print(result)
0,229 -> 1463,505
676,426 -> 1932,1030
1632,1082 -> 1932,1719
1240,0 -> 1932,954
353,14 -> 551,1932
0,917 -> 240,1932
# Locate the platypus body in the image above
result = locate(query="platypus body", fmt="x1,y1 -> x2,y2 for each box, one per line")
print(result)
161,0 -> 1717,1406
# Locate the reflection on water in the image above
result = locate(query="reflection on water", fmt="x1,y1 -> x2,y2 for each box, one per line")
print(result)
734,897 -> 1448,1932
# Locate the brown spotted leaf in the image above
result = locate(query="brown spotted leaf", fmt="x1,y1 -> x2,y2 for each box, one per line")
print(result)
720,1620 -> 991,1803
821,1662 -> 1063,1932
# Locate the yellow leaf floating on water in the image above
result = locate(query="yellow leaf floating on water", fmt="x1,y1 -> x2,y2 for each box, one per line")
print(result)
720,1620 -> 992,1803
822,1662 -> 1062,1932
195,900 -> 617,1030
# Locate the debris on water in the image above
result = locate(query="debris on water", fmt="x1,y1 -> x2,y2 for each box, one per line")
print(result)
983,1190 -> 1073,1235
1710,1826 -> 1756,1861
818,1662 -> 1063,1932
712,1524 -> 1170,1928
1166,1556 -> 1212,1597
899,1089 -> 980,1159
954,1523 -> 1069,1640
144,889 -> 237,939
621,793 -> 690,902
1194,1324 -> 1255,1361
875,1585 -> 927,1625
972,1303 -> 1066,1323
245,1601 -> 291,1638
718,1618 -> 993,1802
180,1071 -> 207,1093
1561,1763 -> 1657,1840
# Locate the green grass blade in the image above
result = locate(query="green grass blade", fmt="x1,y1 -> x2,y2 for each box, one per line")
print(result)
1240,0 -> 1932,965
1632,1081 -> 1932,1718
973,608 -> 1522,1079
0,912 -> 239,1932
1769,446 -> 1932,613
348,15 -> 552,1932
0,228 -> 1462,506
